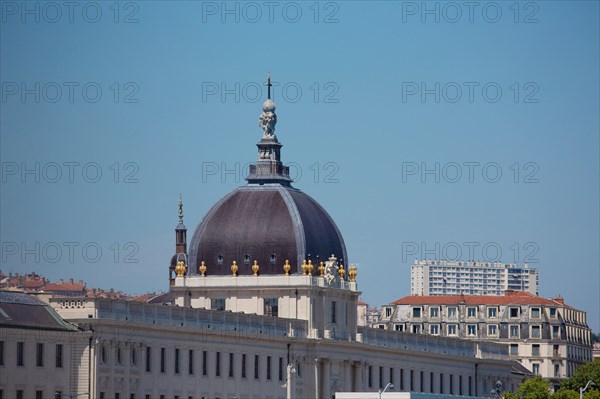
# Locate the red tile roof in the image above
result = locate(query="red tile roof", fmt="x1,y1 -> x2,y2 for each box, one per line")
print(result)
42,282 -> 86,292
391,291 -> 565,307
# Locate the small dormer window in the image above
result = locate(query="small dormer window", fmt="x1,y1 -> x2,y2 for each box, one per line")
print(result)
244,254 -> 250,264
270,254 -> 276,264
217,255 -> 224,264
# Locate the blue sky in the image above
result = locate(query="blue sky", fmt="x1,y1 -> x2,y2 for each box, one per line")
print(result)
1,1 -> 599,330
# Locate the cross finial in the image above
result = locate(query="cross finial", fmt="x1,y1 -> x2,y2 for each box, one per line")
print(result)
265,72 -> 272,99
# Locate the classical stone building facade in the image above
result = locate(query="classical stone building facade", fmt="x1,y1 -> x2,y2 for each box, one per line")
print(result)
0,292 -> 90,399
373,291 -> 592,390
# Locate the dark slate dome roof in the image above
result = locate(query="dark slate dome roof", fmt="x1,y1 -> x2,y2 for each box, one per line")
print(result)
188,184 -> 347,275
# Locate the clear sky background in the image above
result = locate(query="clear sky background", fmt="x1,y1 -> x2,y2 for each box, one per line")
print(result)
1,1 -> 599,330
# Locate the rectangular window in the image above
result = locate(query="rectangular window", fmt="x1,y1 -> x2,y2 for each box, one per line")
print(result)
429,307 -> 439,317
549,308 -> 557,318
36,391 -> 43,399
130,395 -> 135,399
254,355 -> 259,379
553,344 -> 560,357
467,324 -> 477,336
379,366 -> 383,389
145,347 -> 151,372
368,366 -> 373,388
440,373 -> 444,394
447,324 -> 457,336
398,369 -> 404,390
532,344 -> 540,356
17,342 -> 24,366
510,344 -> 519,355
447,307 -> 457,318
385,307 -> 392,318
467,307 -> 477,318
395,324 -> 404,332
450,374 -> 454,394
331,301 -> 337,323
55,344 -> 63,368
160,348 -> 166,373
267,356 -> 272,380
554,364 -> 560,377
175,348 -> 180,374
229,353 -> 234,378
469,376 -> 473,396
57,392 -> 64,399
202,351 -> 207,376
430,372 -> 434,393
531,325 -> 541,338
115,393 -> 120,399
412,307 -> 421,318
16,390 -> 23,399
487,307 -> 497,318
459,375 -> 463,395
420,371 -> 424,392
242,354 -> 247,378
211,298 -> 225,311
36,343 -> 44,367
279,357 -> 284,381
510,325 -> 520,338
188,349 -> 194,375
552,325 -> 560,338
0,341 -> 3,366
410,370 -> 414,391
215,352 -> 221,377
532,363 -> 540,375
412,324 -> 421,334
531,307 -> 541,318
430,324 -> 439,335
510,307 -> 520,318
264,298 -> 278,317
488,325 -> 498,336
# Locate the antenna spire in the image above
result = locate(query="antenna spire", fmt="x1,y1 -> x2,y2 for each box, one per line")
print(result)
178,194 -> 184,224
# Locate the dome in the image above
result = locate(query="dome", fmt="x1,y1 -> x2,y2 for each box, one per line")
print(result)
188,185 -> 347,275
185,74 -> 347,276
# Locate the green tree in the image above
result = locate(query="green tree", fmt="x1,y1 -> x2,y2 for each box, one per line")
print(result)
553,389 -> 579,399
559,360 -> 600,392
508,376 -> 552,399
504,391 -> 520,399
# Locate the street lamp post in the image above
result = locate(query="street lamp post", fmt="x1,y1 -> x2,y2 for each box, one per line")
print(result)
378,383 -> 394,399
580,380 -> 596,399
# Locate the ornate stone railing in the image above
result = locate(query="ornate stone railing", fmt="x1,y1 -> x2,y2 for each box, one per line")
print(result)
51,298 -> 308,339
357,326 -> 509,360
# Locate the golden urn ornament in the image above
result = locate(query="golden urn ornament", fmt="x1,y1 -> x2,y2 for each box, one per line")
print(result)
199,261 -> 207,277
338,263 -> 345,279
348,265 -> 357,282
301,260 -> 308,275
307,260 -> 314,275
231,261 -> 238,276
252,260 -> 260,276
283,260 -> 291,275
318,262 -> 325,277
175,260 -> 186,277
